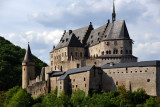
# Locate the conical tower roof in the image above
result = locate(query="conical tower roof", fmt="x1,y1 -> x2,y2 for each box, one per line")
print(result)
23,43 -> 33,62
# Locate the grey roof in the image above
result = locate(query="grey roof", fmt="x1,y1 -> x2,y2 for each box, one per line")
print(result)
103,20 -> 130,40
54,25 -> 90,50
23,44 -> 33,62
87,24 -> 107,46
87,20 -> 130,47
101,60 -> 160,69
97,55 -> 137,59
58,65 -> 94,80
47,71 -> 64,76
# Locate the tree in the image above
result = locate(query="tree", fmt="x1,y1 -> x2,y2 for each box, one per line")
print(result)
132,88 -> 149,105
144,97 -> 159,107
70,89 -> 86,107
3,86 -> 20,107
41,93 -> 57,107
7,88 -> 33,107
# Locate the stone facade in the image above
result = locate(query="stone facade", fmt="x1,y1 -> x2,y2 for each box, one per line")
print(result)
22,3 -> 160,97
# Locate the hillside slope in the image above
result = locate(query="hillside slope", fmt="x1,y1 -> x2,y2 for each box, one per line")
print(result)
0,36 -> 47,91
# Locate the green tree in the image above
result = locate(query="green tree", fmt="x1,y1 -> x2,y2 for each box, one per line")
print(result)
41,93 -> 57,107
7,88 -> 33,107
3,86 -> 20,106
70,89 -> 86,107
144,97 -> 159,107
0,91 -> 6,107
133,88 -> 149,105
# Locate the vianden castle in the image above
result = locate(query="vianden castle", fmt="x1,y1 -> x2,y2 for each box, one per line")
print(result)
22,2 -> 160,97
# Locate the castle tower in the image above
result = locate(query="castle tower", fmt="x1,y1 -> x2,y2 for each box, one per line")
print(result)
22,43 -> 35,89
112,0 -> 116,22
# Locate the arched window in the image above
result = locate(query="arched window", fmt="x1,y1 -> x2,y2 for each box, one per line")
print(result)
106,51 -> 108,54
101,51 -> 104,55
109,50 -> 111,54
116,50 -> 118,54
126,50 -> 128,54
116,81 -> 118,85
121,50 -> 123,54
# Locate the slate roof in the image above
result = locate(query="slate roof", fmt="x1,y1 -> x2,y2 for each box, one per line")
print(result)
47,71 -> 65,76
54,19 -> 131,49
58,66 -> 94,80
97,55 -> 137,59
103,20 -> 130,40
101,60 -> 160,69
54,25 -> 90,50
87,20 -> 130,47
23,44 -> 33,62
87,24 -> 107,46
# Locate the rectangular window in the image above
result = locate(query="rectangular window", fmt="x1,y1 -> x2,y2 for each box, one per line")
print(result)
80,52 -> 82,57
77,64 -> 80,68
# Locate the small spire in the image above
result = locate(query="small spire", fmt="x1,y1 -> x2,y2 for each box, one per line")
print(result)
53,45 -> 55,49
23,43 -> 33,62
112,0 -> 116,22
90,22 -> 92,25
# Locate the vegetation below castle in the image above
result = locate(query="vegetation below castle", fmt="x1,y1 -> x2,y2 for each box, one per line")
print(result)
0,86 -> 160,107
0,36 -> 47,91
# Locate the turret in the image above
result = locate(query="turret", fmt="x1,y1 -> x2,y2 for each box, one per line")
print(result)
112,0 -> 116,22
22,43 -> 35,89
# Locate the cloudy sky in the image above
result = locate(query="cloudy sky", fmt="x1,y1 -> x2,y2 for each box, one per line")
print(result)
0,0 -> 160,64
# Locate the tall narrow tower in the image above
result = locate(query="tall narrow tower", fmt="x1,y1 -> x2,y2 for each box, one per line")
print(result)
22,43 -> 35,89
112,0 -> 116,22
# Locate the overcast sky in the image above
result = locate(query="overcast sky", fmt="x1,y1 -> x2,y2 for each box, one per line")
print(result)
0,0 -> 160,64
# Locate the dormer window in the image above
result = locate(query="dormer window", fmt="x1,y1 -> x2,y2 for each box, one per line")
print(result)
91,40 -> 93,44
91,35 -> 93,38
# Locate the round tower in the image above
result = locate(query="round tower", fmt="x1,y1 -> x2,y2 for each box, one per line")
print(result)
22,43 -> 35,89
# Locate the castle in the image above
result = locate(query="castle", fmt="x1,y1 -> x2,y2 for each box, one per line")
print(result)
22,2 -> 160,97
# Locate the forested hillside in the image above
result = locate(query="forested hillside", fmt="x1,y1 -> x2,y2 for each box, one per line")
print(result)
0,36 -> 47,91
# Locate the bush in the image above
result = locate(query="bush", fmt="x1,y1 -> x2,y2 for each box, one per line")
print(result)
70,89 -> 86,107
7,88 -> 33,107
144,97 -> 159,107
3,86 -> 20,106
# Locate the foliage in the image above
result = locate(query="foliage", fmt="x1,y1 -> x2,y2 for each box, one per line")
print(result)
41,93 -> 57,107
3,86 -> 33,107
3,86 -> 20,106
7,88 -> 33,107
70,89 -> 86,106
0,36 -> 47,91
0,91 -> 7,107
144,97 -> 159,107
2,86 -> 160,107
132,88 -> 149,105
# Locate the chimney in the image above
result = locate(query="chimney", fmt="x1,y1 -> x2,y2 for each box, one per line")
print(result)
108,19 -> 110,24
69,30 -> 72,35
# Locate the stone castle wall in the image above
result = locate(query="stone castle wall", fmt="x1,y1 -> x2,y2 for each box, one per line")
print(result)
102,66 -> 157,96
